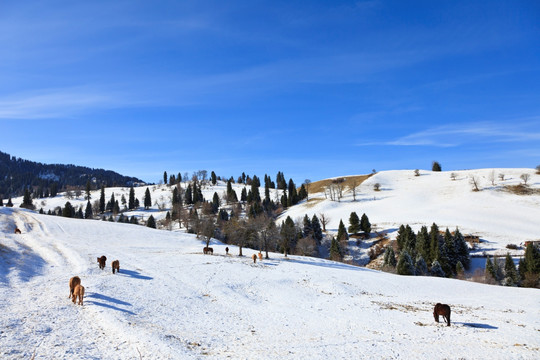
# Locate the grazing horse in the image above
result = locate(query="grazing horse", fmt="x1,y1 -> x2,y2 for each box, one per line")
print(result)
433,303 -> 451,326
225,247 -> 229,255
203,247 -> 213,255
97,255 -> 107,270
258,252 -> 263,261
69,276 -> 81,298
111,260 -> 120,274
72,284 -> 85,306
14,228 -> 21,234
252,254 -> 257,264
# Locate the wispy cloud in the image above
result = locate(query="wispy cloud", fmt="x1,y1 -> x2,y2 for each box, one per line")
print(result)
357,119 -> 540,147
0,87 -> 135,119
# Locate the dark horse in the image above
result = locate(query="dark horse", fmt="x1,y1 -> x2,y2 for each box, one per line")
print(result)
203,247 -> 213,255
97,255 -> 107,270
433,303 -> 451,326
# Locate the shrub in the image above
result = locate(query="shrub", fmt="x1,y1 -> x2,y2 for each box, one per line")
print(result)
373,183 -> 381,191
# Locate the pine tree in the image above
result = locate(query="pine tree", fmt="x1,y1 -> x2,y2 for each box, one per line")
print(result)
85,180 -> 92,200
397,250 -> 415,275
144,188 -> 152,209
241,187 -> 247,202
485,256 -> 497,282
311,215 -> 323,244
147,215 -> 156,229
348,212 -> 360,233
429,223 -> 440,262
455,261 -> 465,278
337,219 -> 348,241
300,215 -> 312,239
383,247 -> 396,267
163,171 -> 168,185
360,213 -> 371,234
62,201 -> 75,217
430,260 -> 445,277
85,200 -> 93,219
453,228 -> 470,269
287,179 -> 298,206
0,196 -> 4,206
444,228 -> 457,271
6,197 -> 13,207
432,161 -> 442,172
21,188 -> 34,209
128,186 -> 136,210
212,192 -> 220,214
415,255 -> 428,276
523,242 -> 540,274
503,253 -> 518,286
416,226 -> 430,263
329,236 -> 342,261
185,184 -> 193,205
99,186 -> 105,213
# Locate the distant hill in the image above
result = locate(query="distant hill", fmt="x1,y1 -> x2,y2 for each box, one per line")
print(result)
0,151 -> 144,198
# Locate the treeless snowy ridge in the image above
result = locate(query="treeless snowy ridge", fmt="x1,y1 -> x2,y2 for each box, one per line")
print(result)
1,207 -> 538,359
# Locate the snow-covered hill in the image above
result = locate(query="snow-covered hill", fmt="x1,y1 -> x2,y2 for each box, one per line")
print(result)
1,207 -> 539,359
281,168 -> 540,256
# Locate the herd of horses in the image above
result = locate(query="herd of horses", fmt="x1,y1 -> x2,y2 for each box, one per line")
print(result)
14,227 -> 453,324
68,255 -> 120,306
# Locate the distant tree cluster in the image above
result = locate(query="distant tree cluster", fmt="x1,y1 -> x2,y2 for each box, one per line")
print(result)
485,243 -> 540,288
384,223 -> 470,278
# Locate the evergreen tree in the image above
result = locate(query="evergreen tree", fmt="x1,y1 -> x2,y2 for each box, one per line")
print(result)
337,219 -> 349,241
77,207 -> 84,219
62,201 -> 75,217
303,214 -> 313,238
397,250 -> 415,275
430,260 -> 445,277
455,261 -> 465,278
128,186 -> 136,210
437,240 -> 452,277
192,182 -> 201,203
429,223 -> 440,262
85,200 -> 93,219
329,236 -> 342,261
226,180 -> 237,203
503,253 -> 518,286
147,215 -> 156,229
287,179 -> 298,206
106,193 -> 116,213
99,186 -> 105,214
85,180 -> 92,200
360,213 -> 371,234
311,215 -> 323,244
416,226 -> 430,263
185,184 -> 193,205
453,228 -> 470,269
6,197 -> 13,207
523,242 -> 540,274
444,228 -> 457,271
144,188 -> 152,209
211,171 -> 217,185
163,171 -> 168,185
415,255 -> 428,276
518,257 -> 527,282
485,256 -> 497,282
432,161 -> 442,172
348,212 -> 360,233
281,191 -> 288,209
0,196 -> 3,206
241,187 -> 247,202
280,216 -> 297,256
383,247 -> 396,267
135,198 -> 140,208
21,188 -> 34,209
212,192 -> 220,214
298,184 -> 308,200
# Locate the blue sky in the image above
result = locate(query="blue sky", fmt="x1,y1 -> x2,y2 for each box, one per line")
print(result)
1,0 -> 539,184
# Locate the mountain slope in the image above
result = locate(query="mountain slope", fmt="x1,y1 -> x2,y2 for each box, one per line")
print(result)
1,207 -> 539,359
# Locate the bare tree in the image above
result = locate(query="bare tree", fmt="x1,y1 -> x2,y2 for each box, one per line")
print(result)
254,215 -> 279,259
200,216 -> 215,248
450,172 -> 457,181
373,183 -> 381,191
224,218 -> 247,256
296,236 -> 317,256
520,173 -> 530,185
470,176 -> 480,191
498,173 -> 505,181
319,213 -> 330,232
488,170 -> 496,186
414,169 -> 420,177
536,165 -> 540,175
349,178 -> 359,201
304,179 -> 312,200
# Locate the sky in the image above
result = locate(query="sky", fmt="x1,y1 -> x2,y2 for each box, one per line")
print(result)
1,0 -> 539,184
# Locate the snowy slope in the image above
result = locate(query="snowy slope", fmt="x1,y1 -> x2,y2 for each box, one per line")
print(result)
281,168 -> 540,255
1,207 -> 539,359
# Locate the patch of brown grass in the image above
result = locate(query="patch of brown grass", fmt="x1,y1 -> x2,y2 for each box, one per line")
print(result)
307,174 -> 373,195
503,185 -> 540,195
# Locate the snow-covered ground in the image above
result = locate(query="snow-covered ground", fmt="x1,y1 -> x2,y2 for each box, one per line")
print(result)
282,168 -> 540,257
1,207 -> 539,359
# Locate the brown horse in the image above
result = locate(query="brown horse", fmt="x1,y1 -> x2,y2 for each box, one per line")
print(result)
72,284 -> 85,305
111,260 -> 120,274
14,228 -> 21,234
97,255 -> 107,270
69,276 -> 81,298
252,254 -> 257,264
225,247 -> 229,255
433,303 -> 451,326
258,252 -> 263,261
203,247 -> 213,255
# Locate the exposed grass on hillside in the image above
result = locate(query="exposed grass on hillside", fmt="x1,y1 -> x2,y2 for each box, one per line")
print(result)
307,174 -> 372,195
503,185 -> 540,195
